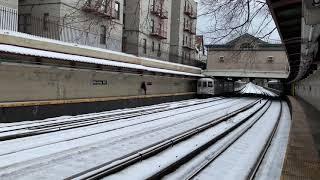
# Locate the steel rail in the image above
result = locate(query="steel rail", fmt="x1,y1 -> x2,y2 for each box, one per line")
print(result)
0,98 -> 219,132
184,100 -> 281,180
149,100 -> 272,180
182,100 -> 273,180
65,98 -> 263,180
0,98 -> 244,157
246,100 -> 283,180
0,98 -> 227,141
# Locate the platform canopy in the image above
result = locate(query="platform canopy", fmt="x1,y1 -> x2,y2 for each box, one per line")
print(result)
266,0 -> 320,83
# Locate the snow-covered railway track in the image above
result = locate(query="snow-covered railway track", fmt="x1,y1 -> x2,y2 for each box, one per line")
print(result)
178,101 -> 281,180
169,101 -> 284,180
0,98 -> 266,180
0,98 -> 217,130
246,101 -> 282,180
82,100 -> 283,180
64,98 -> 265,180
0,98 -> 239,159
0,98 -> 224,141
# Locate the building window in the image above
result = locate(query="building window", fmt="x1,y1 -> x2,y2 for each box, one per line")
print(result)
267,56 -> 274,63
43,13 -> 49,31
219,56 -> 224,62
100,25 -> 107,44
152,41 -> 155,52
123,14 -> 126,29
183,35 -> 185,45
122,37 -> 127,52
115,1 -> 120,19
143,39 -> 147,54
157,43 -> 161,57
151,19 -> 155,32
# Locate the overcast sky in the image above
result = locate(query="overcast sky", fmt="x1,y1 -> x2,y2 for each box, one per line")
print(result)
195,0 -> 281,44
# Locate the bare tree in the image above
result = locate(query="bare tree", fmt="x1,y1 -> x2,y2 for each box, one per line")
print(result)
57,0 -> 120,48
198,0 -> 277,44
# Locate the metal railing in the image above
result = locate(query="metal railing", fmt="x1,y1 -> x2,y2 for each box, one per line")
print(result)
150,27 -> 167,39
151,4 -> 168,19
0,6 -> 18,31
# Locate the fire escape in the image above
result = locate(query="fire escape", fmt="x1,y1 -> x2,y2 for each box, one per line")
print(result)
82,0 -> 116,19
183,1 -> 197,50
184,1 -> 197,19
150,0 -> 168,39
184,21 -> 196,35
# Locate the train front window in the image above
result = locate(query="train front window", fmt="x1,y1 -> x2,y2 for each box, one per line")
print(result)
198,81 -> 202,87
208,81 -> 213,87
203,81 -> 207,87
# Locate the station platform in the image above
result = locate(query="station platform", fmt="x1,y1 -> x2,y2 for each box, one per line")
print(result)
281,96 -> 320,180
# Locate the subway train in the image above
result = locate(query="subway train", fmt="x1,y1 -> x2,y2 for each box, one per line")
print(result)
197,78 -> 234,98
267,80 -> 283,91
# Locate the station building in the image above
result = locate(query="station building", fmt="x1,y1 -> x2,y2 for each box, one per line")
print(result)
205,34 -> 290,79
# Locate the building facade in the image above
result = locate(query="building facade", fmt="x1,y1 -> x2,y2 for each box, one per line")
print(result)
195,35 -> 207,63
18,0 -> 123,51
0,0 -> 18,31
205,34 -> 289,78
169,0 -> 197,64
122,0 -> 171,61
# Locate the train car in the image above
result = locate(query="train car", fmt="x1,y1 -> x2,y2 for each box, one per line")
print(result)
197,78 -> 235,98
234,80 -> 247,91
267,80 -> 283,91
197,78 -> 215,98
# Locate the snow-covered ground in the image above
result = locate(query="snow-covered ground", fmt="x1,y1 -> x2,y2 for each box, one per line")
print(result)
0,97 -> 290,180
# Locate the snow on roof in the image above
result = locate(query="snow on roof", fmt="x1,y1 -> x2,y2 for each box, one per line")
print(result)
0,30 -> 201,71
198,78 -> 214,82
239,82 -> 277,97
268,80 -> 279,83
0,44 -> 203,77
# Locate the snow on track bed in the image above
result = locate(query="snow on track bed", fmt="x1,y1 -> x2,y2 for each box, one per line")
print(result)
0,98 -> 223,139
0,98 -> 219,129
80,100 -> 287,180
170,101 -> 284,180
0,97 -> 256,179
100,100 -> 270,180
0,98 -> 235,159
